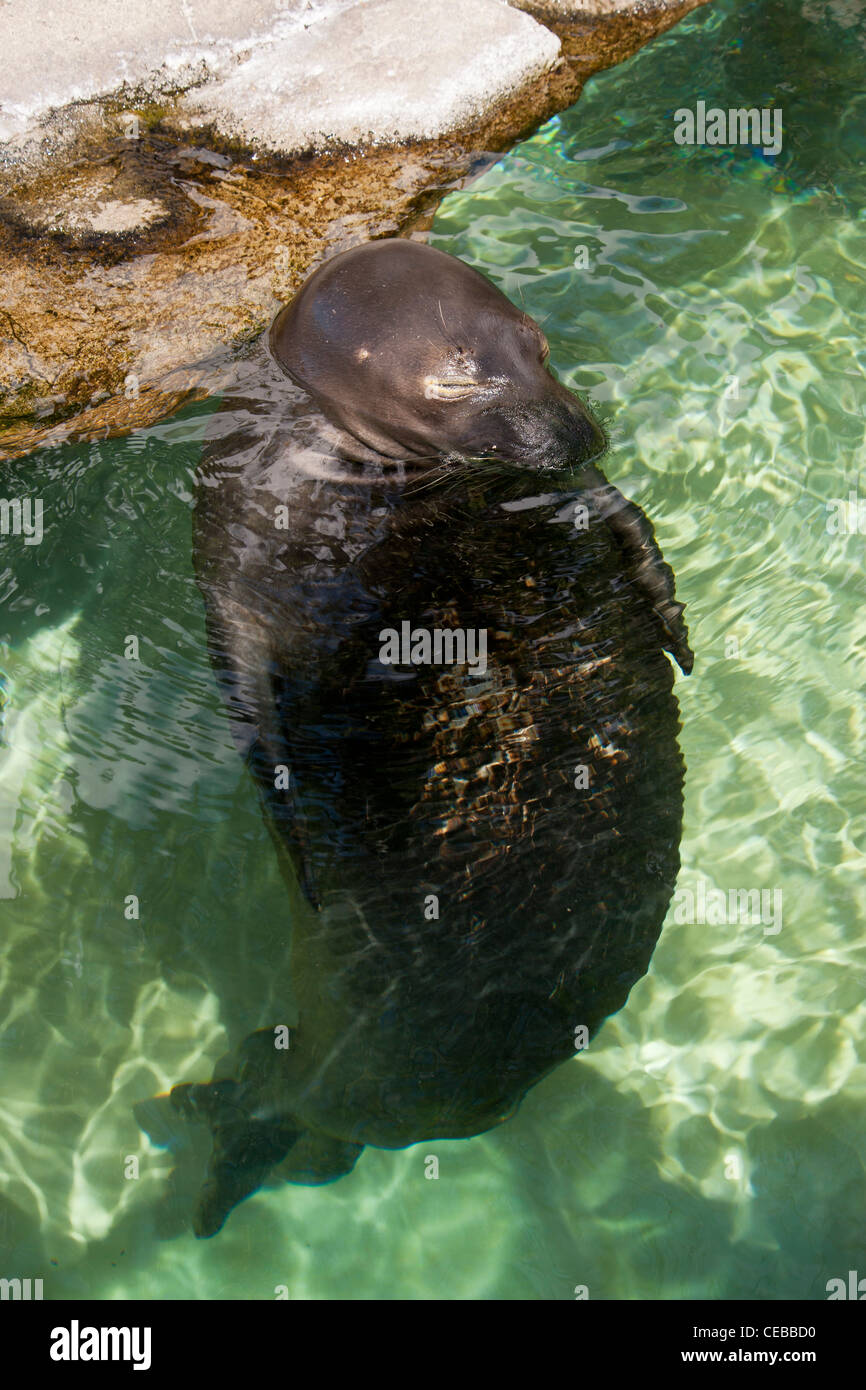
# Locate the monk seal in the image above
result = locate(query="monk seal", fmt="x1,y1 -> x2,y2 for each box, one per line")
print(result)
140,238 -> 692,1236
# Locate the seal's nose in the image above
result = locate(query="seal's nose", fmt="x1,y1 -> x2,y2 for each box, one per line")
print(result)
564,400 -> 607,463
458,381 -> 606,470
541,390 -> 607,468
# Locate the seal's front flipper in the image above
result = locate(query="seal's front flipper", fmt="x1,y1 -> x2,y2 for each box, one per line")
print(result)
171,1079 -> 302,1238
579,464 -> 694,675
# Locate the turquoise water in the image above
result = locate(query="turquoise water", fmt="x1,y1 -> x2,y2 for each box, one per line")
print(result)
2,0 -> 866,1298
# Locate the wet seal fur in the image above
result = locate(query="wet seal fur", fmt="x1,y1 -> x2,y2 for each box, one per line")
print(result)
139,240 -> 693,1236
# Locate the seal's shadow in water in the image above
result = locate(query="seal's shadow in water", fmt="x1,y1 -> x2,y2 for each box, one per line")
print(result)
138,241 -> 693,1238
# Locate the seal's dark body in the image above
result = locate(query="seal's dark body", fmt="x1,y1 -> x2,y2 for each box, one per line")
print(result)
155,241 -> 690,1237
180,390 -> 685,1234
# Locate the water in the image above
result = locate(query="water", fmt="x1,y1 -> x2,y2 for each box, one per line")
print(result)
2,0 -> 865,1299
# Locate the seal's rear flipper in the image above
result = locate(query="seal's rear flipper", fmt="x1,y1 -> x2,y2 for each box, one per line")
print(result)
579,464 -> 694,675
170,1079 -> 303,1238
276,1131 -> 364,1186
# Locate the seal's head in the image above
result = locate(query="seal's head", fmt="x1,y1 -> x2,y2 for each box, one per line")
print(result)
269,239 -> 606,470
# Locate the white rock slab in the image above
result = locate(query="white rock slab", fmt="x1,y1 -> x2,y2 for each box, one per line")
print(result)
175,0 -> 561,152
0,1 -> 355,145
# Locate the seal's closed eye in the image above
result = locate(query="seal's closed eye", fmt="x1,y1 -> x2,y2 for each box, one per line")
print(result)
423,375 -> 480,400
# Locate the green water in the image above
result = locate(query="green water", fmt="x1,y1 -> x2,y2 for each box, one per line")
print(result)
2,0 -> 865,1299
